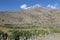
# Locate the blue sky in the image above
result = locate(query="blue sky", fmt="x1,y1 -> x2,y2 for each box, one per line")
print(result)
0,0 -> 60,11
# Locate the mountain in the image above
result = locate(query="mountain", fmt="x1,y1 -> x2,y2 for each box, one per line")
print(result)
0,6 -> 60,27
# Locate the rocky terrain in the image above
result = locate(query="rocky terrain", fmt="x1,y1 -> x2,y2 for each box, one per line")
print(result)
0,6 -> 60,27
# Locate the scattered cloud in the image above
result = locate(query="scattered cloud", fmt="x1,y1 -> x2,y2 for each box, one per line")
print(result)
47,4 -> 56,9
47,3 -> 58,9
20,4 -> 27,9
20,4 -> 41,9
20,4 -> 58,9
20,4 -> 32,9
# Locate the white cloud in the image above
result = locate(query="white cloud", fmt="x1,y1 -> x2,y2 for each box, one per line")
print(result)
20,4 -> 32,9
20,4 -> 58,9
20,4 -> 27,9
47,4 -> 57,9
20,4 -> 41,9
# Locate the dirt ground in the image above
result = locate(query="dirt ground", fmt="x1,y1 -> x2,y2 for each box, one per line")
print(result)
35,33 -> 60,40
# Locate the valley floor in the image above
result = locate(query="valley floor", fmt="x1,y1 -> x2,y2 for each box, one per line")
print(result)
0,26 -> 60,40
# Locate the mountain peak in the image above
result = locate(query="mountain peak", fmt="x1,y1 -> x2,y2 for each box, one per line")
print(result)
31,4 -> 41,8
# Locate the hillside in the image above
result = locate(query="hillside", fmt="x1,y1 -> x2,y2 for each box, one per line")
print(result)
0,6 -> 60,27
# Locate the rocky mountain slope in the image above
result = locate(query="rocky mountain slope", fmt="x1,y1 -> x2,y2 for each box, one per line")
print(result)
0,6 -> 60,27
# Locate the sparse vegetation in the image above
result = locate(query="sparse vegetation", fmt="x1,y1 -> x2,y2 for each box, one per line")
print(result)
0,25 -> 60,40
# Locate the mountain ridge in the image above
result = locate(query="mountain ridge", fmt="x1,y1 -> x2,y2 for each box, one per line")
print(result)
0,6 -> 60,27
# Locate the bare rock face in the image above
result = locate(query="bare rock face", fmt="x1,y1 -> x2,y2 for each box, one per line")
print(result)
0,6 -> 60,27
